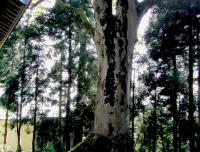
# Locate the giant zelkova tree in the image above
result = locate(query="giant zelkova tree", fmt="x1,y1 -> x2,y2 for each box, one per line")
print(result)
57,0 -> 154,151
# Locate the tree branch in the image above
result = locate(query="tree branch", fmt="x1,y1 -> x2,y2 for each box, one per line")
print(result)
136,0 -> 154,22
30,0 -> 46,10
56,0 -> 94,36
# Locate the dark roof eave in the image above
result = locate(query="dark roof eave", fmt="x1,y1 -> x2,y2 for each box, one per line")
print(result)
0,0 -> 32,48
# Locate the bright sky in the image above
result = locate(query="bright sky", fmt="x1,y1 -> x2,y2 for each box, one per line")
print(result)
0,1 -> 151,119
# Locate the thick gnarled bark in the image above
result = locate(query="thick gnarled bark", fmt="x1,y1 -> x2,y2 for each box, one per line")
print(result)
56,0 -> 153,151
94,0 -> 132,137
93,0 -> 153,151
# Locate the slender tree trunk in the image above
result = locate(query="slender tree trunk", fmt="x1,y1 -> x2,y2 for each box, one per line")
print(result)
4,109 -> 9,145
172,55 -> 178,152
152,88 -> 157,152
16,99 -> 20,150
72,42 -> 87,147
65,16 -> 72,151
17,95 -> 23,152
17,40 -> 26,152
188,15 -> 195,152
4,59 -> 14,146
17,60 -> 25,152
178,98 -> 181,152
77,42 -> 86,104
197,56 -> 200,150
132,81 -> 135,152
160,107 -> 165,152
32,58 -> 39,152
195,24 -> 200,151
58,50 -> 64,152
143,107 -> 146,152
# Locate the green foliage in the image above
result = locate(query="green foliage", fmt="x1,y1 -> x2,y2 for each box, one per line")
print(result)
36,118 -> 59,150
57,0 -> 94,35
0,0 -> 96,152
36,143 -> 56,152
136,0 -> 200,151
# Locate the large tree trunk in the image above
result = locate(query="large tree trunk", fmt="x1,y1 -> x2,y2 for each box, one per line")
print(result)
67,0 -> 153,151
93,0 -> 153,151
93,0 -> 136,150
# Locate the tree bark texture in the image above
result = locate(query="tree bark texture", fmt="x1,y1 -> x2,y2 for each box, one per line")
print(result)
93,0 -> 153,151
65,0 -> 153,151
94,0 -> 136,136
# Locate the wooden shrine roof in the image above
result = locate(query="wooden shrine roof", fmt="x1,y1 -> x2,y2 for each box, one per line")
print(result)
0,0 -> 31,48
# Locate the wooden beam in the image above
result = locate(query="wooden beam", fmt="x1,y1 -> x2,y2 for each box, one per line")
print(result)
2,16 -> 13,25
0,20 -> 11,29
2,14 -> 15,24
0,0 -> 32,48
0,24 -> 9,32
5,8 -> 18,17
0,29 -> 7,35
8,0 -> 22,10
3,11 -> 16,21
